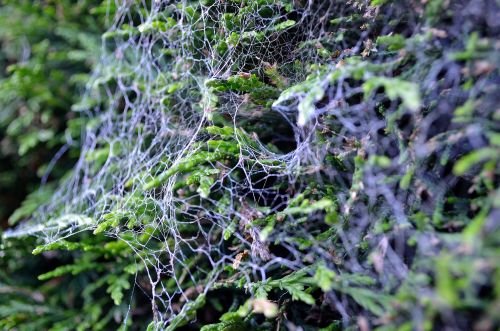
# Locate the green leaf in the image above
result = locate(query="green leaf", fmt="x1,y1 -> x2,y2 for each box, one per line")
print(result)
363,77 -> 421,111
453,148 -> 496,175
38,262 -> 102,281
273,20 -> 296,31
344,287 -> 390,316
106,276 -> 130,306
435,254 -> 458,306
272,74 -> 327,126
285,198 -> 335,215
33,240 -> 83,255
138,20 -> 167,33
399,166 -> 415,190
223,219 -> 237,240
93,216 -> 119,234
377,34 -> 406,51
165,294 -> 207,331
297,85 -> 325,126
283,283 -> 315,305
454,99 -> 474,117
314,264 -> 336,292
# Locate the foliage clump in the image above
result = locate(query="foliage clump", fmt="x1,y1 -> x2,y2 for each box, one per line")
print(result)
1,0 -> 499,330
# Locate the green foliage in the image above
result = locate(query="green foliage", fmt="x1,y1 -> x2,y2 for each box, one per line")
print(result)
363,76 -> 421,111
0,1 -> 147,330
2,0 -> 499,330
0,0 -> 104,221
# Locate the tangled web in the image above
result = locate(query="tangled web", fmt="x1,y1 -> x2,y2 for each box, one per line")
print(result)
7,0 -> 500,329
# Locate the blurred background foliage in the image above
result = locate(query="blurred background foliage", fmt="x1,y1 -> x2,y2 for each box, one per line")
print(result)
0,0 -> 499,330
0,0 -> 106,225
0,1 -> 132,330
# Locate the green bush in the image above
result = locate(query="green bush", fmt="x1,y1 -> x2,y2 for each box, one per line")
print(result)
1,1 -> 499,330
0,0 -> 106,222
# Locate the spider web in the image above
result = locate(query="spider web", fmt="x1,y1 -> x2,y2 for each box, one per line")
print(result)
5,0 -> 499,329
